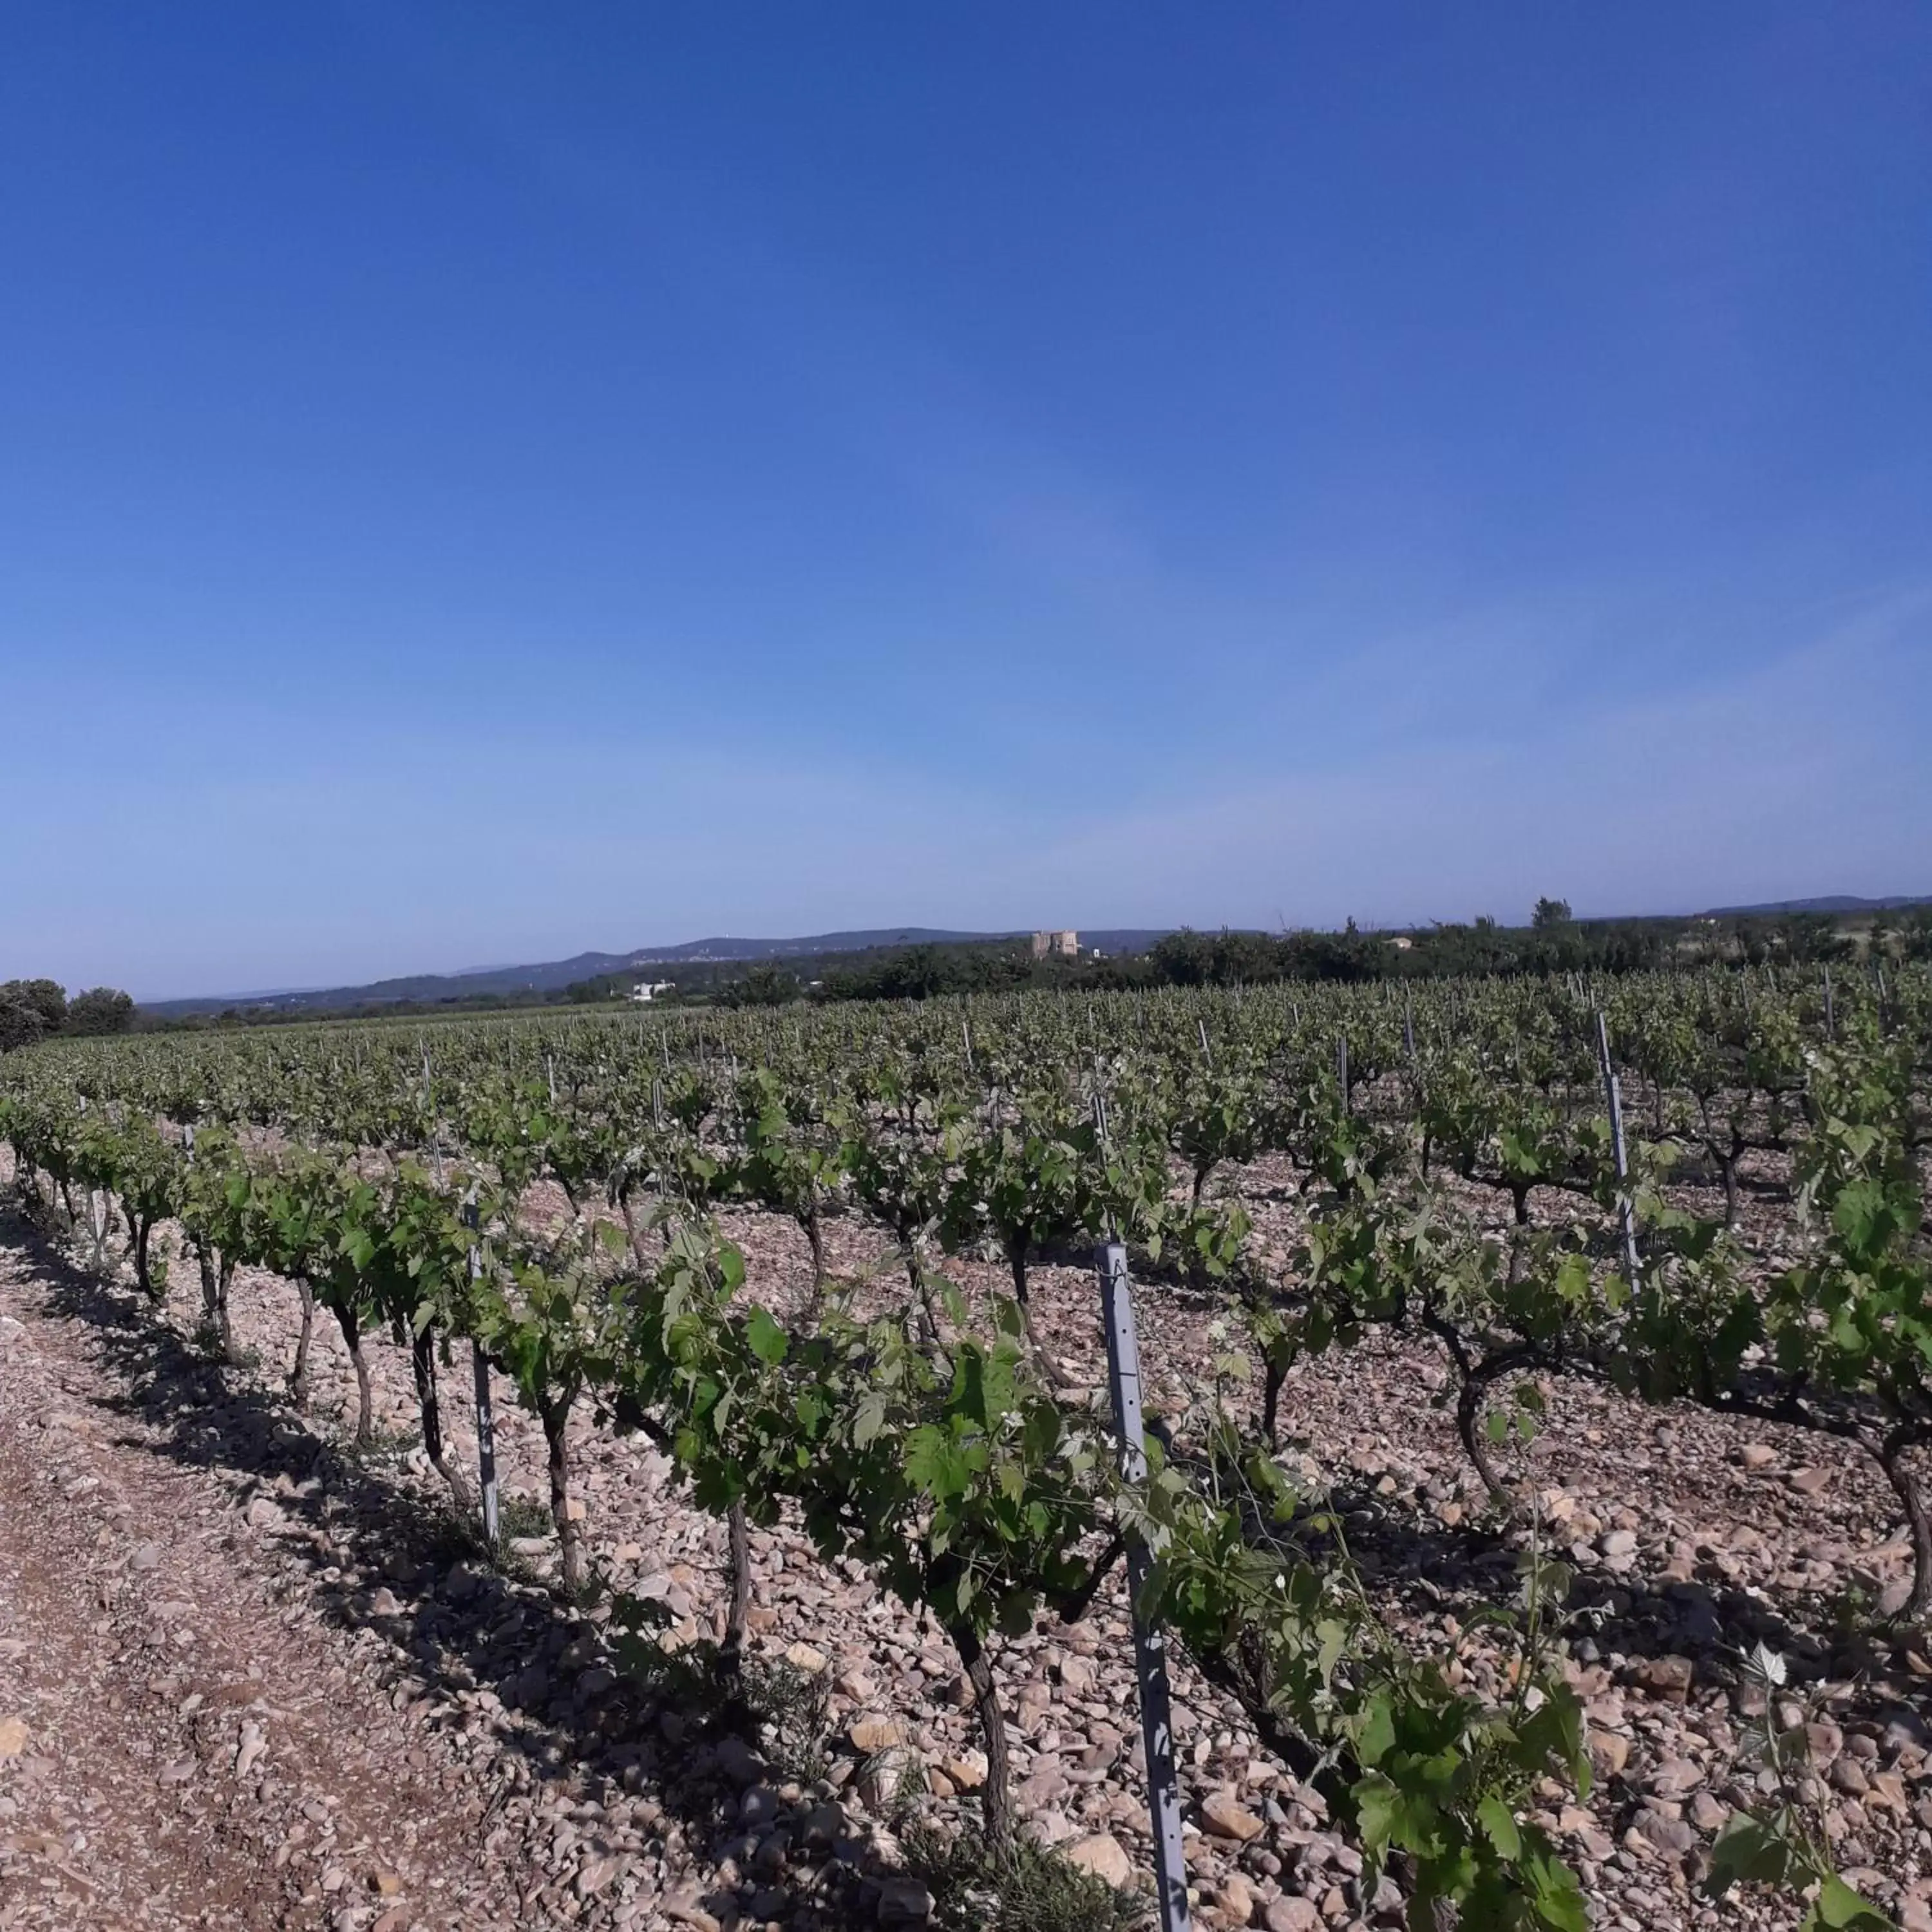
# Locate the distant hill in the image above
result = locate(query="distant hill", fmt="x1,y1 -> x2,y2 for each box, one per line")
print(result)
1698,895 -> 1932,917
142,927 -> 1174,1017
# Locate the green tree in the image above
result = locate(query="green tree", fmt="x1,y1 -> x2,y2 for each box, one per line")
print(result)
1531,897 -> 1573,930
66,987 -> 135,1036
0,1001 -> 46,1054
1,980 -> 68,1030
722,961 -> 802,1007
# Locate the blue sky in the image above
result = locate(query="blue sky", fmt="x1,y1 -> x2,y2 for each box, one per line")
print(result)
5,3 -> 1929,998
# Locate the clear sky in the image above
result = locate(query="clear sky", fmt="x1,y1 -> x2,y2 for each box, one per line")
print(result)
5,4 -> 1929,998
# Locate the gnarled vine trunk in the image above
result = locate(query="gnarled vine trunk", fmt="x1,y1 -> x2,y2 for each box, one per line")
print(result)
330,1305 -> 374,1446
196,1246 -> 236,1361
126,1205 -> 161,1302
1262,1356 -> 1286,1447
1879,1426 -> 1932,1624
1006,1236 -> 1074,1390
947,1622 -> 1012,1852
799,1204 -> 828,1322
410,1329 -> 476,1511
289,1280 -> 316,1407
1455,1363 -> 1508,1503
86,1191 -> 111,1271
1422,1305 -> 1526,1506
540,1394 -> 586,1592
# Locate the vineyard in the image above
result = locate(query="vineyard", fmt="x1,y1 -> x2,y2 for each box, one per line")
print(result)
2,965 -> 1929,1932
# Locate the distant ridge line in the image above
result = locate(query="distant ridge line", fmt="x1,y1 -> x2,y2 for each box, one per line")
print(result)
141,927 -> 1171,1016
1697,894 -> 1932,917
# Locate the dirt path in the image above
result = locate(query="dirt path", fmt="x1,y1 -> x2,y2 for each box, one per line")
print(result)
0,1237 -> 516,1931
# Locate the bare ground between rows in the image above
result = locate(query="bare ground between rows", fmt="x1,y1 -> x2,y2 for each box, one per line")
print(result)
0,1227 -> 511,1930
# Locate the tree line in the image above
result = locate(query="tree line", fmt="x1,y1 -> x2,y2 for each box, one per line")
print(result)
706,903 -> 1928,1004
0,979 -> 135,1054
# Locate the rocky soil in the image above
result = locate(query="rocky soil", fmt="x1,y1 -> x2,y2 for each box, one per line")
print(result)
3,1136 -> 1931,1931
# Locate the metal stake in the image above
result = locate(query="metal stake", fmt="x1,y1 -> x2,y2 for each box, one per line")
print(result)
463,1193 -> 500,1546
1095,1242 -> 1191,1932
1595,1013 -> 1640,1287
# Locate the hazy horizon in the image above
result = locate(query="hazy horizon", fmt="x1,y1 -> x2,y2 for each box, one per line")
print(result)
6,5 -> 1929,998
110,893 -> 1932,1007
